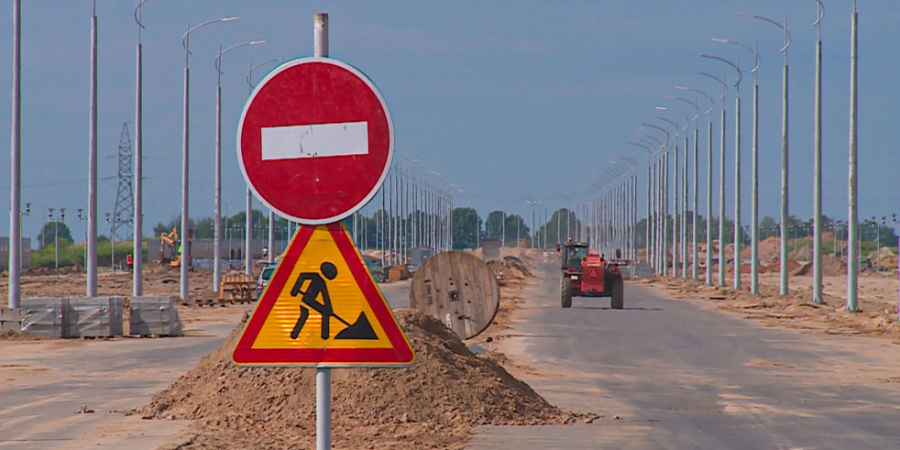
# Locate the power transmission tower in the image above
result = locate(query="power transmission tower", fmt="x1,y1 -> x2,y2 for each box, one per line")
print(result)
112,122 -> 134,241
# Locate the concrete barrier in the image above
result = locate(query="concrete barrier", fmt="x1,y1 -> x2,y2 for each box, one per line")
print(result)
21,297 -> 125,338
67,297 -> 124,338
21,298 -> 67,337
0,307 -> 22,332
129,296 -> 184,337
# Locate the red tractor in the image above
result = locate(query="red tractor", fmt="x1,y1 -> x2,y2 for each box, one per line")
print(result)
560,242 -> 624,309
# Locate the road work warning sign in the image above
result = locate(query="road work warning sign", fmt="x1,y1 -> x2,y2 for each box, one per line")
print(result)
232,223 -> 414,367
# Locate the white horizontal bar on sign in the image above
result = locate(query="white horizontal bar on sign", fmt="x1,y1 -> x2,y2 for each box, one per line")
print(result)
261,121 -> 369,161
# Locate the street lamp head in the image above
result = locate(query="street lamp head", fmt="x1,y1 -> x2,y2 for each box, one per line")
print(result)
700,54 -> 742,89
689,71 -> 728,100
737,12 -> 791,56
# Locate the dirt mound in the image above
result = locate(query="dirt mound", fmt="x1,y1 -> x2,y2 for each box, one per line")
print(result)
143,310 -> 580,449
791,256 -> 847,277
0,330 -> 52,341
486,256 -> 533,281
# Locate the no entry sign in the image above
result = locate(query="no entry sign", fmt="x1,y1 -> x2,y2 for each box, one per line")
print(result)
237,57 -> 394,224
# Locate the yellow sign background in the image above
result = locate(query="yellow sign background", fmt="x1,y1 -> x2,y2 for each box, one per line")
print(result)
251,227 -> 392,350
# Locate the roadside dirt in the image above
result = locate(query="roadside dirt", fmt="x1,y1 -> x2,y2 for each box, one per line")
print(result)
144,309 -> 588,450
0,265 -> 253,339
642,268 -> 900,341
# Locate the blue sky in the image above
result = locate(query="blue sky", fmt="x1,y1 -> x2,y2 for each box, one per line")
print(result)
0,1 -> 898,243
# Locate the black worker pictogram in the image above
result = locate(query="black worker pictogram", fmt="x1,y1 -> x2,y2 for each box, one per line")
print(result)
289,261 -> 378,341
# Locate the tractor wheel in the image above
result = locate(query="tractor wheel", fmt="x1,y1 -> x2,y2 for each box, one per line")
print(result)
610,277 -> 624,310
560,276 -> 572,308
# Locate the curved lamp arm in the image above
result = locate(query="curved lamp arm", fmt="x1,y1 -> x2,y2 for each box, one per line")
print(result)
701,54 -> 742,91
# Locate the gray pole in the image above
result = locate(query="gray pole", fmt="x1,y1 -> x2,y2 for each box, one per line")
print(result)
133,1 -> 147,297
780,62 -> 790,296
813,0 -> 825,304
739,12 -> 791,296
846,4 -> 859,312
246,57 -> 280,264
88,3 -> 99,297
214,46 -> 223,290
179,16 -> 238,301
706,114 -> 713,285
692,125 -> 698,279
663,152 -> 669,275
734,92 -> 741,290
180,24 -> 191,301
682,136 -> 688,278
672,146 -> 681,278
218,41 -> 267,281
718,108 -> 726,287
245,191 -> 252,276
702,55 -> 742,290
646,165 -> 651,263
8,0 -> 21,308
313,13 -> 333,450
751,81 -> 760,294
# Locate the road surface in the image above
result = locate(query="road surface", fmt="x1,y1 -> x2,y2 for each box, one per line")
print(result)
467,264 -> 900,449
0,281 -> 412,450
0,315 -> 246,450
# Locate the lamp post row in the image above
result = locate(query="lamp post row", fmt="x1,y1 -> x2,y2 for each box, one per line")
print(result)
616,2 -> 874,318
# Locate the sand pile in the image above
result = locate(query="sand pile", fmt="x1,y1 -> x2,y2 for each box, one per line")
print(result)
144,309 -> 580,449
486,256 -> 533,281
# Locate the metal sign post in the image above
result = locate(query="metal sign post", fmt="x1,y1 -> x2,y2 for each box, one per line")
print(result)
233,14 -> 411,450
314,14 -> 331,450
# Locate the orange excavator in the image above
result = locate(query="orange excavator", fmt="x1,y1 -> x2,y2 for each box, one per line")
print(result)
159,227 -> 182,268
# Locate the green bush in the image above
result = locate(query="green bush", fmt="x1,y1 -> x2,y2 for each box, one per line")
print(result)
30,240 -> 148,269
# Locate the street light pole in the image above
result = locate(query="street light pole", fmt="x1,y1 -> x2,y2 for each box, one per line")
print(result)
180,16 -> 239,301
711,38 -> 760,294
654,114 -> 680,278
133,0 -> 154,297
676,87 -> 713,280
697,72 -> 728,287
212,40 -> 265,292
666,97 -> 699,278
847,1 -> 860,311
741,11 -> 791,296
246,58 -> 280,264
88,1 -> 99,296
812,0 -> 826,304
702,54 -> 742,290
8,0 -> 22,308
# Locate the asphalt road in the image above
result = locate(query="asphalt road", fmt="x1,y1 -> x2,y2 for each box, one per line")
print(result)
0,320 -> 239,450
0,280 -> 411,450
467,265 -> 900,449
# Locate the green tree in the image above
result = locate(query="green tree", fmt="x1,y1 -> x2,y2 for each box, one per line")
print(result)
226,209 -> 269,239
38,221 -> 73,248
152,216 -> 195,237
194,217 -> 215,239
536,208 -> 580,247
484,211 -> 505,240
504,214 -> 530,245
451,207 -> 481,250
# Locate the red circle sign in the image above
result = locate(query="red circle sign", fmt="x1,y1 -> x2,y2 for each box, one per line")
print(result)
238,57 -> 394,224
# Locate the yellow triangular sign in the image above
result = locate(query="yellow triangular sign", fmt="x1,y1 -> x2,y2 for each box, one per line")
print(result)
232,223 -> 415,367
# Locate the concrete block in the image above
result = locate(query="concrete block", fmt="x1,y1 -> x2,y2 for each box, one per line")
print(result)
1,307 -> 22,332
21,298 -> 67,337
129,296 -> 184,336
67,297 -> 125,337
